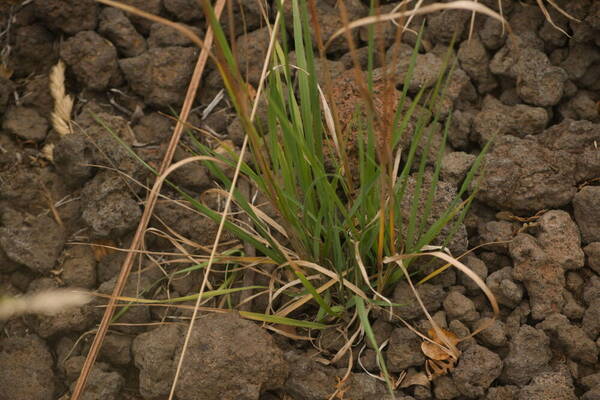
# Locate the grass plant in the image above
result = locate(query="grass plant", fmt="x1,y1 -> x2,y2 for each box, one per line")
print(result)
83,0 -> 520,396
172,0 -> 499,391
191,0 -> 487,318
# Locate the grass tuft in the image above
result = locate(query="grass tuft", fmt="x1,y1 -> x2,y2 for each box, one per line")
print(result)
90,0 -> 513,394
183,0 -> 499,390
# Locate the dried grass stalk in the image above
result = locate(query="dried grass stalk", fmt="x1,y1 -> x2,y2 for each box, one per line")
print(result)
49,60 -> 73,137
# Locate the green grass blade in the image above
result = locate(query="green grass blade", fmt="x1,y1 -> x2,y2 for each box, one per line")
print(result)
240,311 -> 329,329
294,270 -> 340,319
355,296 -> 394,394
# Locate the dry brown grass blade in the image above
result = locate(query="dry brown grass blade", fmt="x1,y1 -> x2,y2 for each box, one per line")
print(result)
274,274 -> 338,318
274,259 -> 368,318
383,249 -> 502,382
385,250 -> 500,342
353,241 -> 393,307
205,187 -> 289,238
468,0 -> 478,40
325,1 -> 508,50
69,2 -> 225,399
391,0 -> 425,32
393,257 -> 460,360
265,324 -> 314,341
416,239 -> 513,285
90,239 -> 117,261
329,322 -> 362,366
96,301 -> 316,340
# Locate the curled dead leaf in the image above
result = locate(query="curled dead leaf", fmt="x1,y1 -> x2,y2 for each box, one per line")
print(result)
425,358 -> 456,380
399,368 -> 430,388
421,341 -> 452,361
427,328 -> 459,352
421,328 -> 460,379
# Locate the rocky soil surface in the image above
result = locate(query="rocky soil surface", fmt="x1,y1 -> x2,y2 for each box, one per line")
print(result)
1,0 -> 600,399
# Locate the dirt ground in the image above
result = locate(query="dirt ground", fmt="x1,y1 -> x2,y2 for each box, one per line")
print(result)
1,0 -> 600,399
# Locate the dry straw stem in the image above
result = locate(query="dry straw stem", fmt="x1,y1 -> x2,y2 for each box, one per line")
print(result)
49,60 -> 73,136
70,1 -> 224,399
96,0 -> 205,48
385,251 -> 500,346
325,1 -> 509,50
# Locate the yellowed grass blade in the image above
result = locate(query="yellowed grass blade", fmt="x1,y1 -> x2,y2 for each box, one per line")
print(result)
385,250 -> 499,340
353,241 -> 393,307
390,257 -> 460,361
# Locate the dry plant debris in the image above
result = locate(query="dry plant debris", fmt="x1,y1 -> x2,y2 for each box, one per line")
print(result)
496,209 -> 547,234
49,60 -> 73,137
42,60 -> 74,162
421,327 -> 460,379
